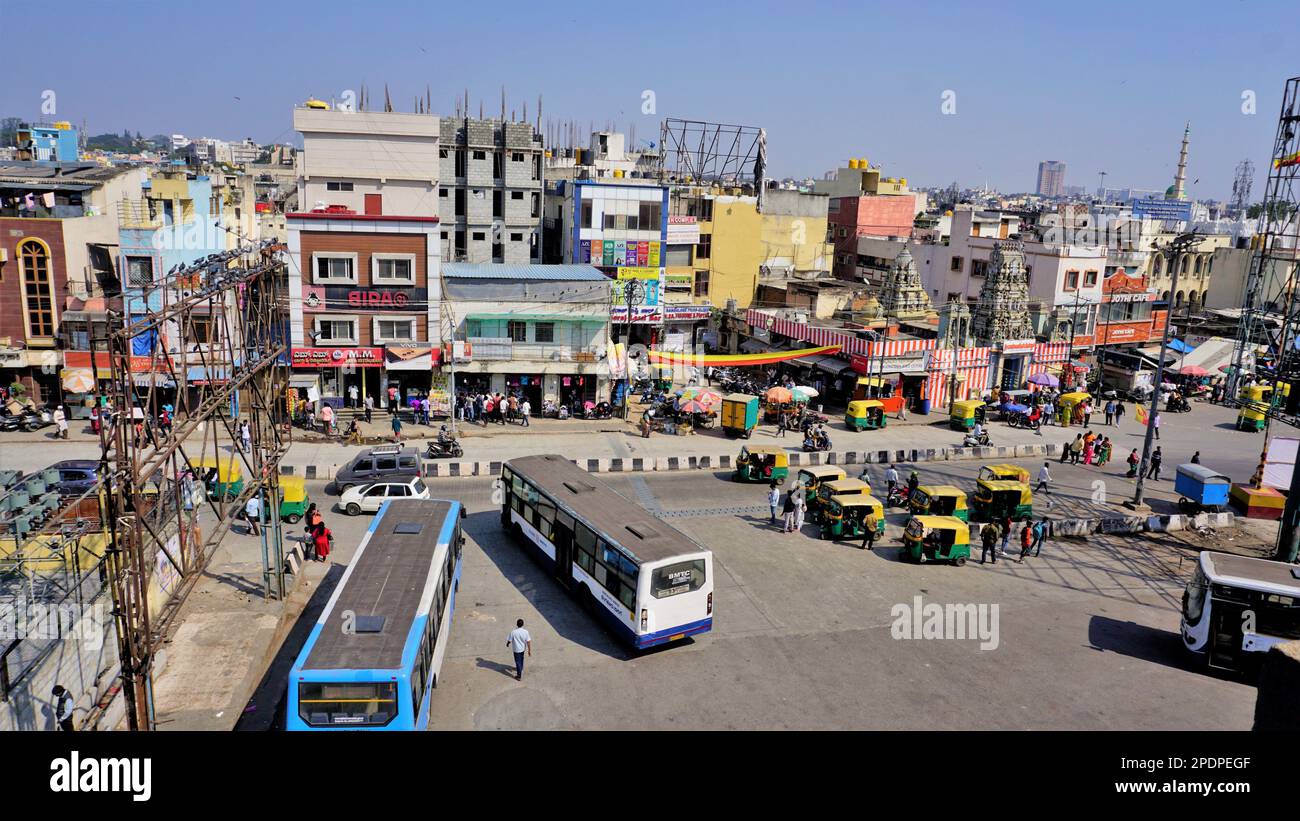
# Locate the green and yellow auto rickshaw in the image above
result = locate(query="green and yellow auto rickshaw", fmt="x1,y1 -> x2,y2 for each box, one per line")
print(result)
845,399 -> 887,431
908,485 -> 968,521
971,479 -> 1033,521
978,463 -> 1030,484
734,445 -> 789,483
949,399 -> 986,431
820,495 -> 886,542
902,515 -> 972,565
278,475 -> 309,523
795,465 -> 847,507
1237,400 -> 1268,432
652,364 -> 675,392
814,477 -> 872,522
196,455 -> 244,501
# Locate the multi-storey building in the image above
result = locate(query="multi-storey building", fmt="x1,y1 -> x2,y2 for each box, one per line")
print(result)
294,106 -> 440,218
1036,161 -> 1066,198
15,122 -> 80,163
438,117 -> 542,264
817,159 -> 916,282
0,162 -> 147,404
438,263 -> 611,408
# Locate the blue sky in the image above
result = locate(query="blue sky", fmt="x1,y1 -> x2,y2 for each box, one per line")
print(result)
1,0 -> 1295,199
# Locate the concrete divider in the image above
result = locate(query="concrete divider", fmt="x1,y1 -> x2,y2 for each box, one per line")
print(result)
286,442 -> 1066,480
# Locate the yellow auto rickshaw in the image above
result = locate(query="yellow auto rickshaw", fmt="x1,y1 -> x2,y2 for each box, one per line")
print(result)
734,445 -> 789,483
195,455 -> 244,501
902,515 -> 972,565
1237,400 -> 1268,432
949,399 -> 986,431
1057,391 -> 1091,426
279,475 -> 309,523
971,479 -> 1033,521
845,399 -> 887,431
814,477 -> 872,521
796,465 -> 847,506
908,484 -> 968,521
820,495 -> 886,541
978,463 -> 1030,484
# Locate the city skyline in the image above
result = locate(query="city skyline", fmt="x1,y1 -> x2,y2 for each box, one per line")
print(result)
1,0 -> 1294,201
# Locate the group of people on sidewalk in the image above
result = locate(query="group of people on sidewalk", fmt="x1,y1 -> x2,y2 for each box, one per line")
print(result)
1060,431 -> 1115,468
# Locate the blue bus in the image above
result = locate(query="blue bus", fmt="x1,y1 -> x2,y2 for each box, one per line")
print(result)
287,498 -> 464,731
501,455 -> 713,649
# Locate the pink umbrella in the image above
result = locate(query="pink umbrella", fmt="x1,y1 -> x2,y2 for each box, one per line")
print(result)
1179,365 -> 1209,377
678,399 -> 709,414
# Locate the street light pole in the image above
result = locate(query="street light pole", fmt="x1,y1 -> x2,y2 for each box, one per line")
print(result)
1131,232 -> 1199,508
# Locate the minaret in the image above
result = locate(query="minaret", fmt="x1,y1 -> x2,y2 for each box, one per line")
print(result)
1169,121 -> 1190,201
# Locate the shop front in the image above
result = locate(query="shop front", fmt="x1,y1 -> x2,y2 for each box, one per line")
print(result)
385,344 -> 438,411
289,346 -> 384,410
505,373 -> 544,408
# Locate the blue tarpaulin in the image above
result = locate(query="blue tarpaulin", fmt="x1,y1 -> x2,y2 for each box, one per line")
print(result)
131,330 -> 158,356
1167,338 -> 1194,354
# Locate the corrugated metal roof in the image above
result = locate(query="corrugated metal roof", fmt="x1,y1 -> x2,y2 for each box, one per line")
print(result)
442,263 -> 608,281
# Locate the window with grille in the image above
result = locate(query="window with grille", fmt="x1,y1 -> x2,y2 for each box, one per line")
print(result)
126,256 -> 154,287
534,322 -> 555,343
508,321 -> 527,342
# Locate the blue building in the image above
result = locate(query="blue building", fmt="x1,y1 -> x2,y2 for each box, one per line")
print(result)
17,123 -> 79,163
118,170 -> 228,318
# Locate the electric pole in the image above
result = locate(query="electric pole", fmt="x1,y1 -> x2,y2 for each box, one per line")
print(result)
1130,232 -> 1199,509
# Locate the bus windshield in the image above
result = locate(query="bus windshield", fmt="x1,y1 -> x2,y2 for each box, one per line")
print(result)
299,682 -> 398,728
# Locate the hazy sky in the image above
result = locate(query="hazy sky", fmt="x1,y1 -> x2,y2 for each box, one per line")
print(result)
2,0 -> 1295,200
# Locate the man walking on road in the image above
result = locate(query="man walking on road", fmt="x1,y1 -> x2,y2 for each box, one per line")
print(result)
1146,446 -> 1164,481
885,464 -> 899,498
861,509 -> 879,551
1035,462 -> 1052,494
1031,518 -> 1049,557
521,398 -> 531,427
768,482 -> 780,523
1104,399 -> 1115,426
364,394 -> 374,424
507,619 -> 532,681
1152,411 -> 1162,440
980,522 -> 999,565
391,413 -> 403,443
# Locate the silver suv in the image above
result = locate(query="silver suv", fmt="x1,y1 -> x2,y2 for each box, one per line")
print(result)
334,445 -> 423,493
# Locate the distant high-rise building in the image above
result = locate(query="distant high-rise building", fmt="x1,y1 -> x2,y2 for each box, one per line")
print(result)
1036,161 -> 1066,197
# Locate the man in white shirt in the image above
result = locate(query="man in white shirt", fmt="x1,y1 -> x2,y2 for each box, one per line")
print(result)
520,399 -> 531,427
245,494 -> 262,536
348,383 -> 359,408
507,619 -> 532,681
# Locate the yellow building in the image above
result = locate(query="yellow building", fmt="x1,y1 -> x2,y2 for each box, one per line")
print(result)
672,187 -> 832,309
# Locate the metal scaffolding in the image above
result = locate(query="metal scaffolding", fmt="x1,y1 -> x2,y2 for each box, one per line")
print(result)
657,118 -> 767,210
91,238 -> 291,730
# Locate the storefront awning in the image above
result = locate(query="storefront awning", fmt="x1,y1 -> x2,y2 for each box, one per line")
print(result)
288,374 -> 318,389
132,373 -> 176,388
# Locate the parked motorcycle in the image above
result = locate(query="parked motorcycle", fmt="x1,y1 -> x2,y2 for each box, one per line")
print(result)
0,413 -> 25,432
886,486 -> 912,508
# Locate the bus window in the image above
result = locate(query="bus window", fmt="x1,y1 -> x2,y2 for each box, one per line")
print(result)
512,474 -> 525,497
1183,566 -> 1207,625
652,560 -> 706,598
557,510 -> 575,531
535,497 -> 556,538
299,682 -> 398,727
524,482 -> 541,505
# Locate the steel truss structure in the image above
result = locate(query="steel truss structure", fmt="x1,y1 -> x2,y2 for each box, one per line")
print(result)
91,238 -> 290,730
1230,77 -> 1300,409
658,118 -> 767,209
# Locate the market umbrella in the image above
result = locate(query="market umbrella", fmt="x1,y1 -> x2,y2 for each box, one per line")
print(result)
1003,402 -> 1030,414
61,369 -> 95,394
1027,373 -> 1059,387
693,389 -> 723,407
764,386 -> 793,403
1218,365 -> 1234,373
678,399 -> 709,414
794,385 -> 819,398
1179,365 -> 1209,377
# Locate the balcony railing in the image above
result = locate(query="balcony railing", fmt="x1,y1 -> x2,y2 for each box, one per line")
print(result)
468,337 -> 600,363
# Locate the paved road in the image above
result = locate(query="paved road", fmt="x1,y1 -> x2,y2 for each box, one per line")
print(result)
0,399 -> 1265,486
405,468 -> 1260,730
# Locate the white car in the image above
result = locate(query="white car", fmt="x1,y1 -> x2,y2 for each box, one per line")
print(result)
339,477 -> 430,515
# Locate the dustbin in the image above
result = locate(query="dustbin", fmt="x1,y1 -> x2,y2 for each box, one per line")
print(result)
918,399 -> 931,415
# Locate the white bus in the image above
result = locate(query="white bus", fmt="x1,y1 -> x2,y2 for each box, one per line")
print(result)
1181,551 -> 1300,671
501,455 -> 713,649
